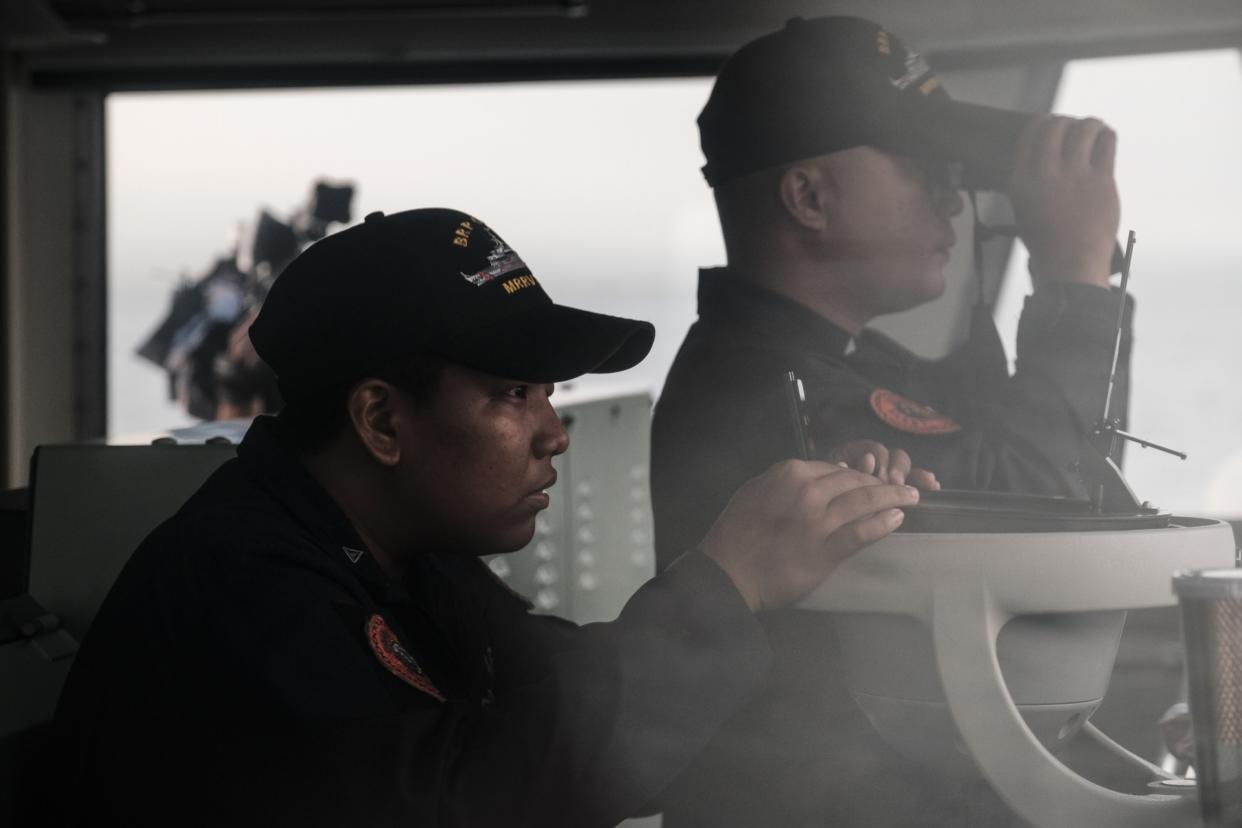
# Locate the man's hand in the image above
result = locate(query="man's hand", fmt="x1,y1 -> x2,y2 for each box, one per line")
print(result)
701,460 -> 919,611
826,439 -> 941,490
1008,115 -> 1120,288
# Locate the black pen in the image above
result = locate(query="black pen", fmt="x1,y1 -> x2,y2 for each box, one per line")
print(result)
784,370 -> 815,461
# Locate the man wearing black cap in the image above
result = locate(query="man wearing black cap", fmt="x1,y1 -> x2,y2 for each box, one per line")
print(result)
54,207 -> 918,827
650,15 -> 1129,827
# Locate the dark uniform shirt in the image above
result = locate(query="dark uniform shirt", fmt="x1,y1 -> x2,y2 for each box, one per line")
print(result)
649,269 -> 1133,826
54,415 -> 772,828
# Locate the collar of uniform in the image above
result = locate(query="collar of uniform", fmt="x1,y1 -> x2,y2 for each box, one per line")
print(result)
236,415 -> 412,605
697,268 -> 855,358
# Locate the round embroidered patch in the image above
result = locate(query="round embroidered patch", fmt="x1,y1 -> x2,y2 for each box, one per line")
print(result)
366,614 -> 445,702
868,388 -> 962,435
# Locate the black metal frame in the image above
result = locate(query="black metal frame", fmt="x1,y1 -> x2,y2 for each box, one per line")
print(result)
70,93 -> 106,441
20,34 -> 1236,449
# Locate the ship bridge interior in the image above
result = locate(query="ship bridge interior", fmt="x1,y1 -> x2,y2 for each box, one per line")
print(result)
3,2 -> 1242,827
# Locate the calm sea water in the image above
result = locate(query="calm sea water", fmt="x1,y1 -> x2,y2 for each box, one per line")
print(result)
110,258 -> 1242,518
1117,265 -> 1242,517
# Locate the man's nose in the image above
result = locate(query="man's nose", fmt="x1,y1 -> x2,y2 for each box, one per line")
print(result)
535,399 -> 570,458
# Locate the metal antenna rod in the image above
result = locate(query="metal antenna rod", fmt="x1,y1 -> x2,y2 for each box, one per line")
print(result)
1111,428 -> 1188,461
1100,230 -> 1136,428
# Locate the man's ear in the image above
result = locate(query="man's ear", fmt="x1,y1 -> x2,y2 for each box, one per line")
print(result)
778,161 -> 834,232
347,380 -> 405,467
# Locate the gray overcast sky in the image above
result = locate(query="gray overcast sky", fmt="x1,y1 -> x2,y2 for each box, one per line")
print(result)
107,53 -> 1242,513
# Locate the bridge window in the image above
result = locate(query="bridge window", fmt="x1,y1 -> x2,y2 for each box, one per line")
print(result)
994,50 -> 1242,516
106,79 -> 720,437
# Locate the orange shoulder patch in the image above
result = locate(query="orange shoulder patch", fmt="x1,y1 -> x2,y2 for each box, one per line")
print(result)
366,614 -> 445,702
868,388 -> 961,435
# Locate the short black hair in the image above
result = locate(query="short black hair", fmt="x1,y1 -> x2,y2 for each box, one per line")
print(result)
277,353 -> 445,453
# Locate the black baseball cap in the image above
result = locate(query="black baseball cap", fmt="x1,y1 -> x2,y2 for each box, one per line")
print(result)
249,208 -> 655,398
698,16 -> 1033,190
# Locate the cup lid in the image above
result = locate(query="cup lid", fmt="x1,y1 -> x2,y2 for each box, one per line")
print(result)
1173,568 -> 1242,600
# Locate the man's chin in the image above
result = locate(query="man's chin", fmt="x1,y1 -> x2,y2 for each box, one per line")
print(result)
448,524 -> 536,558
875,284 -> 946,317
492,521 -> 539,555
913,271 -> 948,307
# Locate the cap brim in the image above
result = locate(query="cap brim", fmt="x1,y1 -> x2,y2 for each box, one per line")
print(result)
902,98 -> 1034,191
440,304 -> 655,384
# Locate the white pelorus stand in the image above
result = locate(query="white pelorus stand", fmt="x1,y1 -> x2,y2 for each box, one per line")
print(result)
799,515 -> 1236,828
